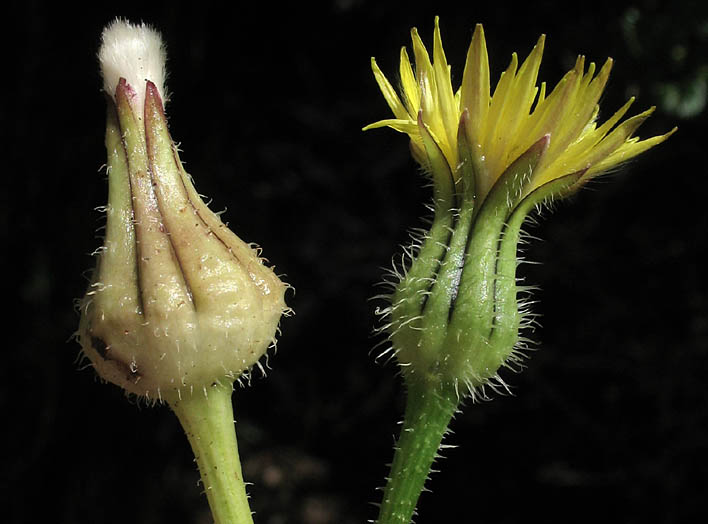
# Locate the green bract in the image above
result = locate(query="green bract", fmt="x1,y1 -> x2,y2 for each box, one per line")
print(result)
382,120 -> 583,397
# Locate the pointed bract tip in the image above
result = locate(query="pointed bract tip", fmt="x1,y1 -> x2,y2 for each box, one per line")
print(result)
115,77 -> 137,104
526,133 -> 551,159
145,80 -> 166,114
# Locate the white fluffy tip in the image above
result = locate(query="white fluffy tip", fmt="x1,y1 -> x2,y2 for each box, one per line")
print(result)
99,19 -> 167,110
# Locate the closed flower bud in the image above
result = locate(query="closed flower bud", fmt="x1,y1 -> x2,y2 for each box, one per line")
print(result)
79,20 -> 288,400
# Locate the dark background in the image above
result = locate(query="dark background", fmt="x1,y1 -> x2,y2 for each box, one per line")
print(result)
3,0 -> 707,523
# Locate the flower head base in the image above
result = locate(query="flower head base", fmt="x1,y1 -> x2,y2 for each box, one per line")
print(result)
79,21 -> 288,401
367,19 -> 674,398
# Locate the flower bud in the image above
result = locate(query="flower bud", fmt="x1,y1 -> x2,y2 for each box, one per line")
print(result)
79,20 -> 288,400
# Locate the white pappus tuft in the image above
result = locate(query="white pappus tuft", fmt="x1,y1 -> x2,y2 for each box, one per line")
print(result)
98,18 -> 168,111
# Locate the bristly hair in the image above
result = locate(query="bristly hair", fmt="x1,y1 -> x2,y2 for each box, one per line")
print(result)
98,18 -> 168,110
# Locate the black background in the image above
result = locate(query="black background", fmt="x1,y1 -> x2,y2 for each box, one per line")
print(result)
4,1 -> 707,523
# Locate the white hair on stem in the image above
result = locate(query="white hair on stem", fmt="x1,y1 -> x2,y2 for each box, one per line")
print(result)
98,18 -> 167,111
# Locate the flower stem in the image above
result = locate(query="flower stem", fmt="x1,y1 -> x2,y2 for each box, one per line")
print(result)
376,380 -> 459,524
168,384 -> 254,524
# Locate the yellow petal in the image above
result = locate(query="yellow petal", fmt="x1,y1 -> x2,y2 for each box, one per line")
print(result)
482,52 -> 519,180
371,57 -> 409,121
411,27 -> 435,95
589,96 -> 636,144
432,17 -> 458,153
581,107 -> 656,168
553,97 -> 634,166
399,47 -> 419,115
363,118 -> 418,135
544,57 -> 586,159
512,35 -> 545,116
554,59 -> 613,155
496,35 -> 545,167
461,24 -> 490,143
588,126 -> 676,176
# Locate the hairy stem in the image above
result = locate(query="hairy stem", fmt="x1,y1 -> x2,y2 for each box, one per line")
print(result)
376,380 -> 459,524
169,384 -> 254,524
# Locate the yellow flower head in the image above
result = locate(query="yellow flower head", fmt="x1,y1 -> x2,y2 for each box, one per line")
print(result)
365,17 -> 676,200
367,19 -> 675,397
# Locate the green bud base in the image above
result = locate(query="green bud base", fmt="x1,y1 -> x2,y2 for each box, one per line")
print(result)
376,380 -> 459,524
169,384 -> 254,524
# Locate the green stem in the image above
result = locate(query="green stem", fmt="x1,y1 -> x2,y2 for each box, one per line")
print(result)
168,384 -> 254,524
376,380 -> 459,524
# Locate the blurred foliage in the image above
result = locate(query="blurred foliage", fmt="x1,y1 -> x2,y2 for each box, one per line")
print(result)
621,1 -> 708,119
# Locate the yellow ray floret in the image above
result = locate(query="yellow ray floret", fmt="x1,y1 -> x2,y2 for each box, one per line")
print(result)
364,17 -> 676,199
